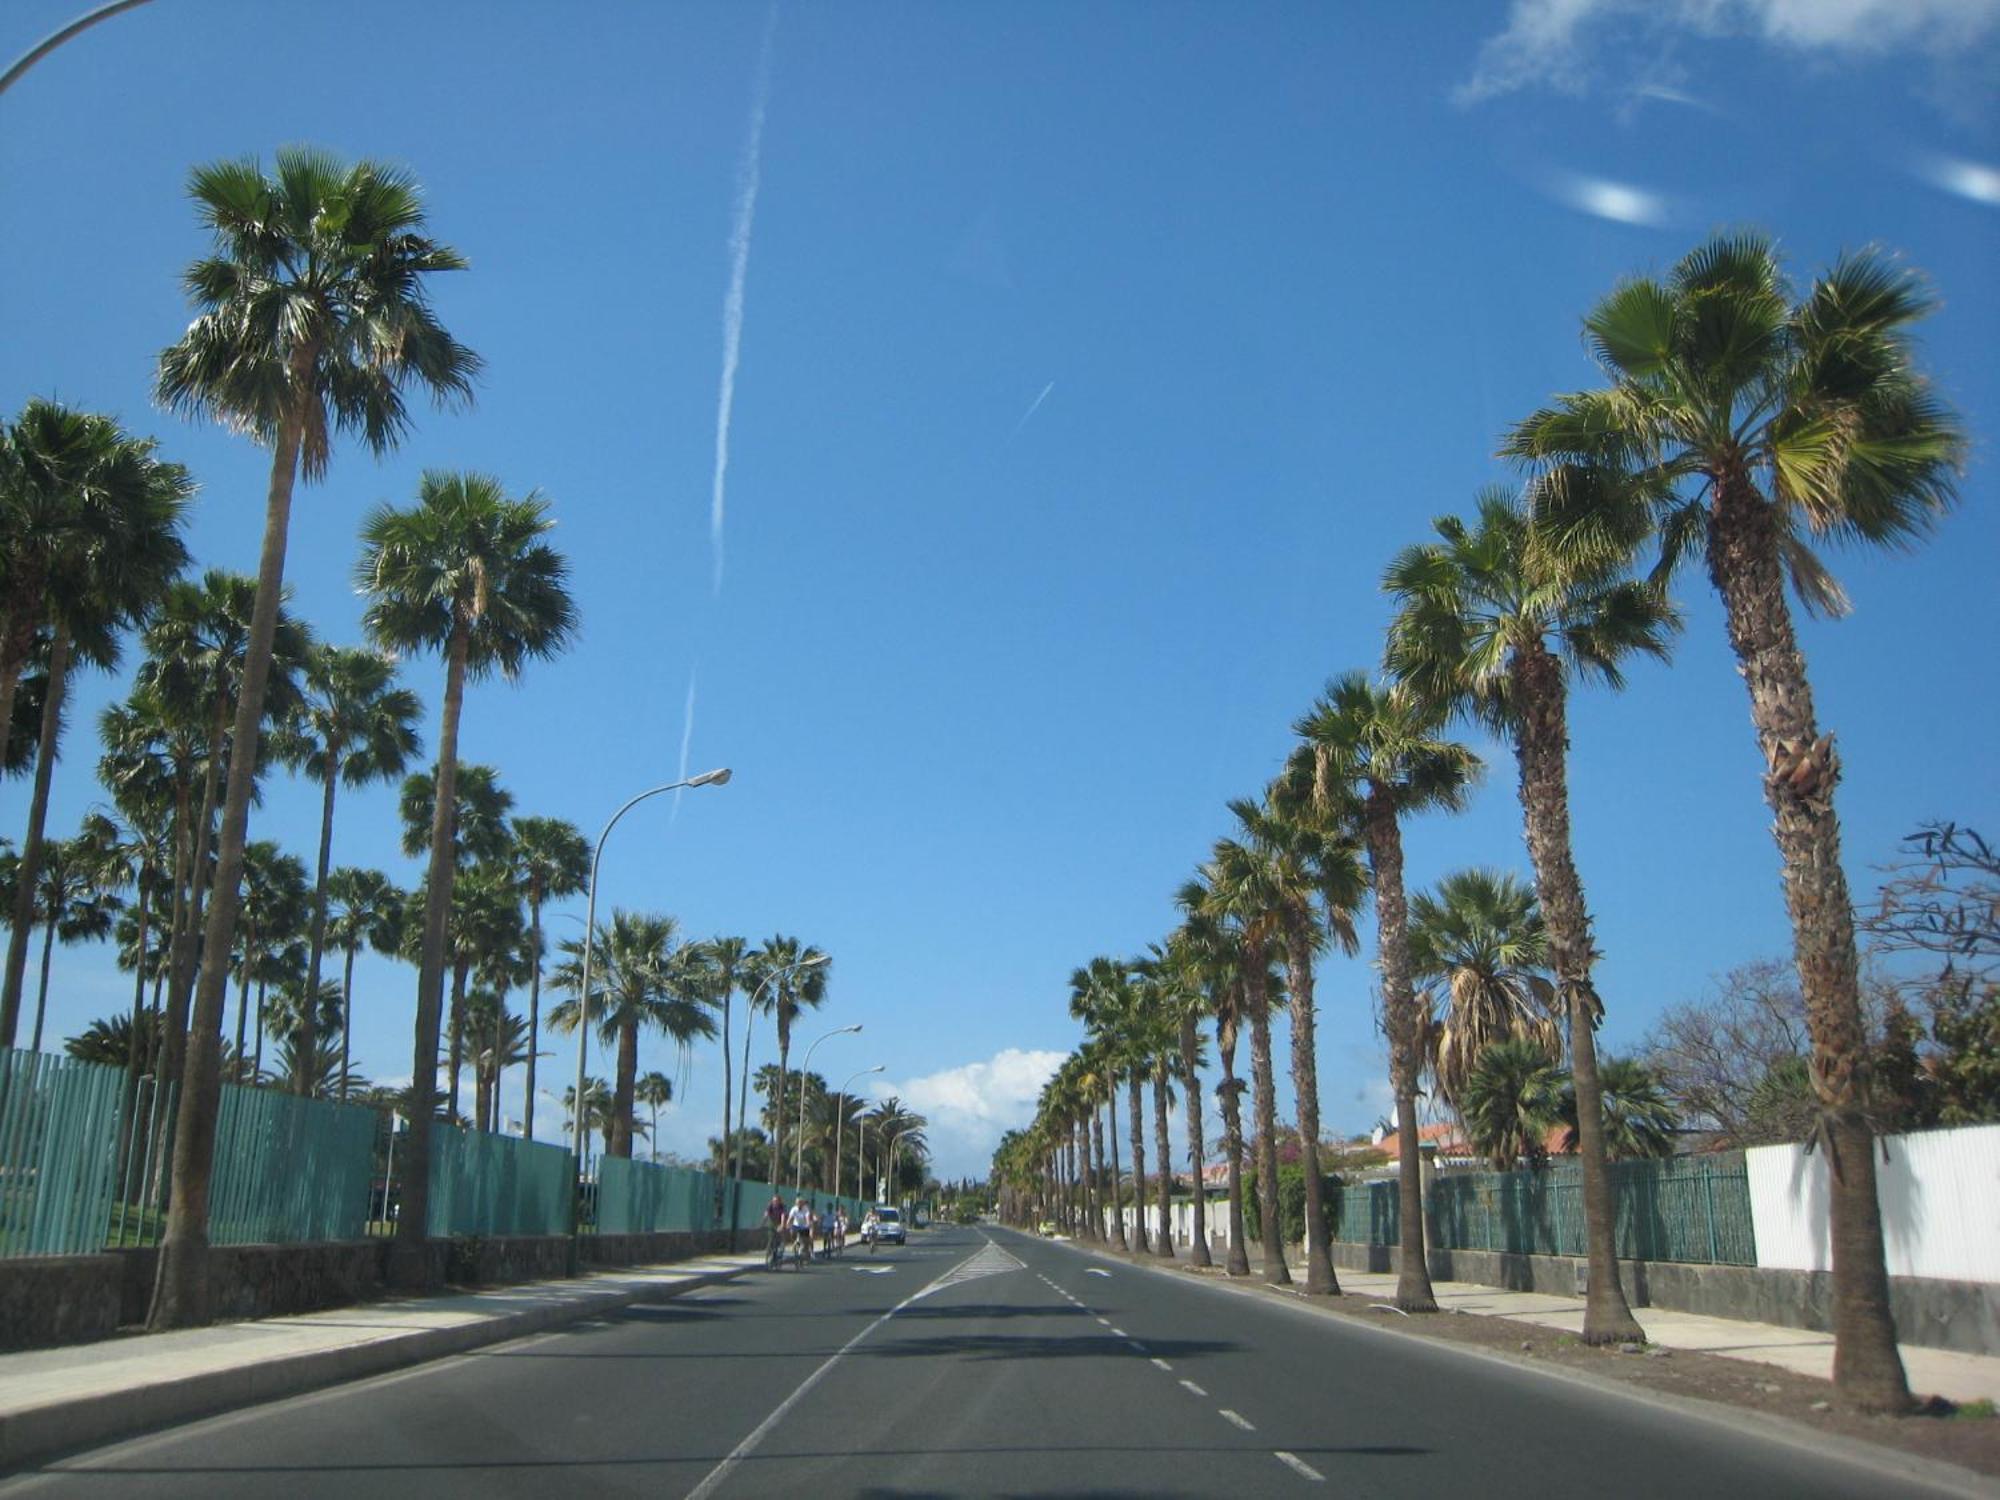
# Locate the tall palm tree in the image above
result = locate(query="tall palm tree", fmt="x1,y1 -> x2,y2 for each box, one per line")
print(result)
1068,957 -> 1136,1251
636,1071 -> 673,1163
1461,1038 -> 1565,1171
325,867 -> 403,1101
1507,235 -> 1965,1406
230,841 -> 308,1082
21,830 -> 123,1052
0,404 -> 191,1048
562,1077 -> 614,1170
509,816 -> 588,1138
272,644 -> 420,1093
1293,672 -> 1478,1311
1387,482 -> 1676,1344
696,936 -> 747,1190
1166,917 -> 1233,1270
360,472 -> 573,1278
150,147 -> 477,1329
1129,953 -> 1181,1259
748,935 -> 829,1184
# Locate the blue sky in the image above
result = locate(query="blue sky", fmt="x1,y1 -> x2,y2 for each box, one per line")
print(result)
3,0 -> 1996,1178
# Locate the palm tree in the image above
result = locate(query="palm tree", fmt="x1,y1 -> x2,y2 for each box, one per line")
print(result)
271,644 -> 420,1094
636,1071 -> 673,1163
149,147 -> 476,1329
1407,871 -> 1560,1119
231,842 -> 308,1082
360,473 -> 574,1278
66,1010 -> 164,1070
1506,235 -> 1965,1406
696,936 -> 747,1189
562,1077 -> 614,1170
1068,957 -> 1136,1251
0,404 -> 191,1049
509,817 -> 588,1138
1561,1057 -> 1678,1160
21,830 -> 123,1052
325,867 -> 403,1101
1387,483 -> 1676,1344
1293,672 -> 1479,1311
747,935 -> 829,1184
1461,1039 -> 1565,1171
1129,955 -> 1181,1259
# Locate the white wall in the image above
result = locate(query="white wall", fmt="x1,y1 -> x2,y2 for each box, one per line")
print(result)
1746,1121 -> 2000,1282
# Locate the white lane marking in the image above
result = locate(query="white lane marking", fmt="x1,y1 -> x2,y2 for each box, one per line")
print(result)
1150,1357 -> 1173,1372
1220,1409 -> 1256,1431
852,1266 -> 895,1275
684,1236 -> 1004,1500
1179,1379 -> 1208,1397
1086,1268 -> 1112,1277
1096,1317 -> 1111,1326
1109,1327 -> 1128,1337
1275,1451 -> 1325,1482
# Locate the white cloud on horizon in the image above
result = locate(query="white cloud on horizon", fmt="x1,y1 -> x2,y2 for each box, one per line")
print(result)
882,1047 -> 1066,1176
1459,0 -> 2000,105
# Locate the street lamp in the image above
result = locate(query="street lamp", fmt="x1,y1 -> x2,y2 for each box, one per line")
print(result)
832,1064 -> 884,1202
795,1023 -> 861,1192
570,769 -> 731,1168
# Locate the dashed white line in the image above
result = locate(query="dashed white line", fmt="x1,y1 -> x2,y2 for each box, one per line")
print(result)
1150,1357 -> 1173,1372
1275,1451 -> 1325,1482
1109,1327 -> 1127,1337
1219,1409 -> 1256,1431
1096,1316 -> 1111,1326
1179,1379 -> 1208,1397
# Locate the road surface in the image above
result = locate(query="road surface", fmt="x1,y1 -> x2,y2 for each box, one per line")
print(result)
0,1224 -> 1974,1498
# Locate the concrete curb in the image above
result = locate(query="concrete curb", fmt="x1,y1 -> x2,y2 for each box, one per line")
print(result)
0,1260 -> 758,1474
1034,1231 -> 2000,1500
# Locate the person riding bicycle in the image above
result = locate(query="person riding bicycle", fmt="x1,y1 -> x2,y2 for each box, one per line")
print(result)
861,1208 -> 881,1252
786,1198 -> 813,1267
764,1191 -> 787,1267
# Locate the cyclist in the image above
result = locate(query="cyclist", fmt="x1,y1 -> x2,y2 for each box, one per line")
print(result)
764,1191 -> 788,1269
787,1197 -> 813,1268
862,1208 -> 881,1253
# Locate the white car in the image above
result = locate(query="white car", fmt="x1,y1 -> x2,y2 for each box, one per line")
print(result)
866,1207 -> 907,1246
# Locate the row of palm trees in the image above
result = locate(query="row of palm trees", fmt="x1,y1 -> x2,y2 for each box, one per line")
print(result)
999,233 -> 1963,1414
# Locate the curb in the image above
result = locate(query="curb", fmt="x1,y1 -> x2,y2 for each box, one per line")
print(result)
0,1260 -> 759,1474
1028,1231 -> 2000,1500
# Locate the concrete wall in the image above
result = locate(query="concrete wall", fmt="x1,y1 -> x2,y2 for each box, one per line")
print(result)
1318,1239 -> 2000,1355
0,1229 -> 743,1353
1746,1121 -> 2000,1282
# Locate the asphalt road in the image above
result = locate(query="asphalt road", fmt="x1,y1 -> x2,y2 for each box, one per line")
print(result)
2,1225 -> 1979,1499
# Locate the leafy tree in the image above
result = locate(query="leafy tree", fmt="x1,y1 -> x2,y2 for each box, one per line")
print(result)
1507,235 -> 1964,1410
150,147 -> 476,1329
360,471 -> 574,1277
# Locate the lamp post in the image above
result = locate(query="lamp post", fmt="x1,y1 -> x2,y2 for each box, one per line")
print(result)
794,1023 -> 861,1192
832,1064 -> 884,1202
569,769 -> 731,1172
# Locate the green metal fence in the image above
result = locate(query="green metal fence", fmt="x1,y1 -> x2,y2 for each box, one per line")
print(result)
427,1122 -> 574,1238
208,1083 -> 378,1246
0,1050 -> 127,1256
1330,1180 -> 1399,1247
594,1160 -> 868,1236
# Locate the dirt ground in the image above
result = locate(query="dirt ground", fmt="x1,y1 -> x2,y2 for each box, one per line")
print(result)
1168,1257 -> 2000,1481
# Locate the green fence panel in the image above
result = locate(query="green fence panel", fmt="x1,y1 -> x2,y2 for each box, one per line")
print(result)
428,1124 -> 574,1237
207,1083 -> 378,1245
0,1049 -> 126,1257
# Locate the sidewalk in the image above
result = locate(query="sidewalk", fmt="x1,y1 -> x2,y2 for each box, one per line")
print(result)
1331,1268 -> 2000,1405
0,1247 -> 770,1472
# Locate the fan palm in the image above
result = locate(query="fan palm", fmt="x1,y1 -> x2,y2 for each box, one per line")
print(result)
1292,672 -> 1479,1311
1068,956 -> 1136,1251
271,645 -> 420,1094
1387,482 -> 1676,1342
509,816 -> 588,1139
746,935 -> 830,1184
1461,1038 -> 1566,1172
326,867 -> 403,1101
360,472 -> 573,1271
149,147 -> 476,1328
20,831 -> 124,1053
1561,1056 -> 1679,1160
1505,235 -> 1965,1405
636,1071 -> 673,1163
695,936 -> 747,1188
1128,954 -> 1182,1259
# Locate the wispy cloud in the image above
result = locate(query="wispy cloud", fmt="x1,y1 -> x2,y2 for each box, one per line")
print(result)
1460,0 -> 2000,106
709,6 -> 778,596
1538,167 -> 1672,226
1008,380 -> 1055,441
1913,152 -> 2000,205
671,667 -> 698,820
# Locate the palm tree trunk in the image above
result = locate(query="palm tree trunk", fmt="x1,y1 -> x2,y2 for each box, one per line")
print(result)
445,954 -> 469,1122
233,958 -> 251,1080
1366,786 -> 1435,1312
717,984 -> 733,1214
733,1004 -> 754,1195
1105,1087 -> 1126,1250
1513,643 -> 1641,1342
1217,1016 -> 1250,1277
252,975 -> 267,1080
339,944 -> 357,1102
1151,1062 -> 1173,1257
296,761 -> 339,1094
1709,471 -> 1908,1410
154,770 -> 194,1106
393,615 -> 471,1286
774,1028 -> 790,1190
1178,1013 -> 1211,1267
121,878 -> 153,1183
523,900 -> 542,1140
1,623 -> 70,1047
1243,950 -> 1291,1287
609,1016 -> 638,1159
152,402 -> 303,1330
1125,1075 -> 1150,1254
163,690 -> 232,1089
1281,908 -> 1339,1294
30,915 -> 58,1054
0,583 -> 42,776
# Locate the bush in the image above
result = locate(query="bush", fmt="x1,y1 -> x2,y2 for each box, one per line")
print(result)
1241,1164 -> 1341,1245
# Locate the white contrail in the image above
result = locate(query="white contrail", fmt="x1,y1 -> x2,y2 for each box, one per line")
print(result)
672,668 -> 697,820
1008,380 -> 1055,440
710,6 -> 778,595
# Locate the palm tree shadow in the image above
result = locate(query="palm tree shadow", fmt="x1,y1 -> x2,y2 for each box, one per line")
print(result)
861,1334 -> 1237,1362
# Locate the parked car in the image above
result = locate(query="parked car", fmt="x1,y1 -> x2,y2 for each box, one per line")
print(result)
866,1206 -> 907,1246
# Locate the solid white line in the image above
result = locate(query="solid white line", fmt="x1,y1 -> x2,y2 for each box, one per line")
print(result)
683,1239 -> 991,1500
1179,1379 -> 1208,1397
1275,1451 -> 1325,1482
1219,1409 -> 1256,1431
1150,1358 -> 1173,1372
